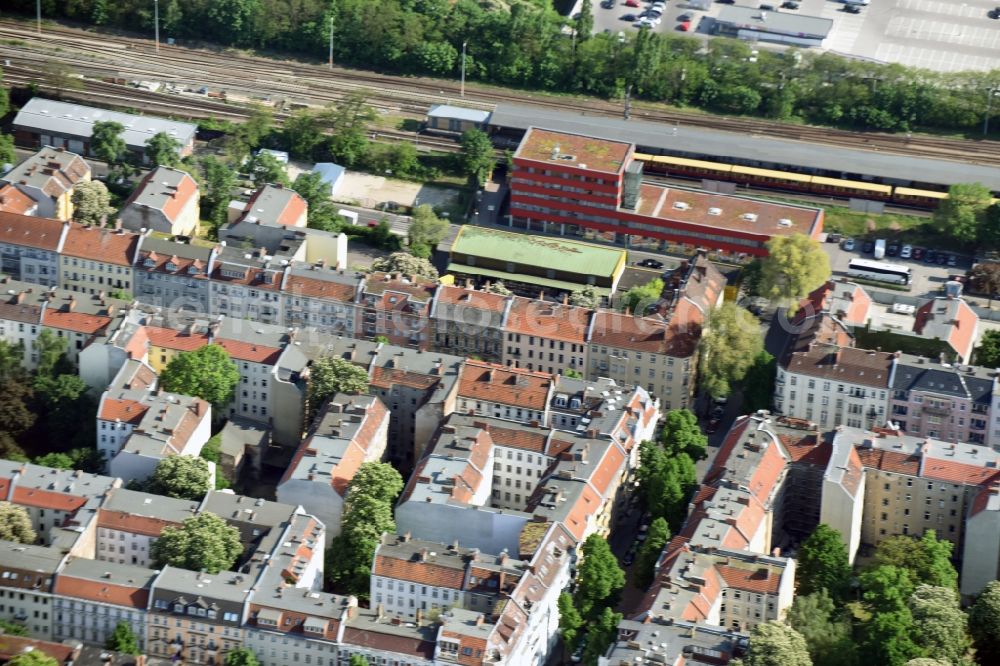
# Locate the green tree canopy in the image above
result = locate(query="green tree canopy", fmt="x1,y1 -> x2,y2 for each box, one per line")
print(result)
348,656 -> 370,666
407,205 -> 449,259
71,180 -> 115,226
145,132 -> 182,167
0,501 -> 36,544
860,565 -> 921,666
160,344 -> 240,409
761,234 -> 830,309
233,105 -> 274,153
151,512 -> 242,574
934,183 -> 993,245
197,156 -> 238,237
699,303 -> 764,398
739,621 -> 812,666
969,580 -> 1000,665
0,134 -> 16,169
148,455 -> 212,501
34,452 -> 74,469
91,121 -> 127,165
796,524 -> 852,600
307,356 -> 370,420
660,408 -> 708,461
907,585 -> 970,665
573,533 -> 625,621
636,439 -> 696,530
742,350 -> 777,413
583,606 -> 623,665
224,647 -> 261,666
633,516 -> 670,589
872,531 -> 958,590
976,329 -> 1000,368
568,285 -> 600,308
558,592 -> 584,649
106,620 -> 141,655
247,151 -> 289,186
787,590 -> 858,666
370,252 -> 439,279
7,651 -> 58,666
623,278 -> 663,314
459,129 -> 496,185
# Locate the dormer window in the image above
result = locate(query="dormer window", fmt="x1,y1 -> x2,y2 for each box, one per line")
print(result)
554,395 -> 567,408
165,262 -> 177,272
570,398 -> 581,409
187,265 -> 198,275
144,257 -> 156,268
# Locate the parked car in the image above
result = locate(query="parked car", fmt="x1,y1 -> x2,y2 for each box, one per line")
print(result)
900,245 -> 912,259
622,12 -> 638,20
601,0 -> 616,7
679,20 -> 692,30
844,4 -> 861,12
781,0 -> 800,7
760,3 -> 775,9
638,258 -> 664,269
989,7 -> 1000,18
625,0 -> 640,6
937,253 -> 949,265
862,240 -> 875,253
827,232 -> 843,243
718,0 -> 735,3
623,552 -> 635,566
913,247 -> 925,260
925,249 -> 938,263
947,254 -> 958,267
842,237 -> 855,251
677,12 -> 693,21
887,242 -> 900,257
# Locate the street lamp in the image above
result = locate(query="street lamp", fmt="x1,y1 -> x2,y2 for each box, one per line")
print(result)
984,88 -> 1000,136
36,0 -> 41,35
460,41 -> 468,99
328,16 -> 334,70
153,0 -> 160,53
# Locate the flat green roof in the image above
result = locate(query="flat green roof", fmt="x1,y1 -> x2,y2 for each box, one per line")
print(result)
446,263 -> 612,296
451,226 -> 626,278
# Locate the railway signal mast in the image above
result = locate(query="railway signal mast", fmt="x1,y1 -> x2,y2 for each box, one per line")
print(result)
329,16 -> 334,70
153,0 -> 160,53
36,0 -> 41,34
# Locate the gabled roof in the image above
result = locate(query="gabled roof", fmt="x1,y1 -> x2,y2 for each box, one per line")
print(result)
590,311 -> 698,357
457,360 -> 552,410
62,223 -> 139,266
504,297 -> 591,343
2,147 -> 90,198
239,184 -> 307,227
914,297 -> 978,361
0,184 -> 37,215
0,211 -> 65,250
122,166 -> 198,222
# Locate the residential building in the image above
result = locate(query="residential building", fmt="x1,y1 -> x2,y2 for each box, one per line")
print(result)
0,541 -> 64,639
218,219 -> 307,263
605,620 -> 747,665
95,487 -> 198,568
59,223 -> 139,296
509,127 -> 823,258
0,212 -> 67,287
278,394 -> 390,541
40,289 -> 130,369
914,295 -> 979,363
445,225 -> 626,300
430,284 -> 511,363
133,236 -> 217,314
502,296 -> 591,375
236,185 -> 308,228
216,417 -> 270,482
12,98 -> 196,162
280,263 -> 361,335
209,246 -> 285,325
119,166 -> 200,236
0,147 -> 90,220
456,360 -> 554,426
51,558 -> 155,648
0,183 -> 38,216
359,272 -> 436,350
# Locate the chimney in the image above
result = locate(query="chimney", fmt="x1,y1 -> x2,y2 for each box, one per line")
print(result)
562,293 -> 569,305
67,296 -> 76,311
420,548 -> 428,562
475,614 -> 485,626
539,290 -> 545,301
416,608 -> 424,623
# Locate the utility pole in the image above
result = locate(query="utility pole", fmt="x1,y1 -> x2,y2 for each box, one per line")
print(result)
36,0 -> 41,35
461,41 -> 468,99
624,84 -> 632,121
984,89 -> 1000,136
153,0 -> 160,53
328,16 -> 334,70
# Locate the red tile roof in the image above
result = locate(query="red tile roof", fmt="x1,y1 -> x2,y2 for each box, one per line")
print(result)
61,223 -> 139,266
855,446 -> 921,477
12,487 -> 88,513
215,338 -> 283,365
372,556 -> 466,589
716,565 -> 782,594
590,311 -> 699,357
370,365 -> 438,391
144,325 -> 210,351
0,211 -> 64,250
98,398 -> 149,424
42,308 -> 111,335
504,297 -> 591,343
97,508 -> 179,537
53,574 -> 150,609
284,273 -> 359,301
922,455 -> 1000,486
0,184 -> 37,215
124,167 -> 199,221
472,421 -> 549,454
458,360 -> 552,410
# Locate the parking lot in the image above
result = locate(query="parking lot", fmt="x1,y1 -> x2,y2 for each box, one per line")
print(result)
591,0 -> 715,40
821,237 -> 969,299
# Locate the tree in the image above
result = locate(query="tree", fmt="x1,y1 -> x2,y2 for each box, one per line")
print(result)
787,590 -> 858,666
796,524 -> 851,600
0,134 -> 15,169
633,517 -> 669,589
151,512 -> 242,574
224,647 -> 261,666
485,281 -> 512,296
742,350 -> 776,413
246,151 -> 289,186
970,262 -> 1000,307
636,440 -> 696,530
583,607 -> 623,665
198,156 -> 238,237
660,409 -> 708,461
574,0 -> 594,44
860,565 -> 921,666
283,110 -> 323,159
160,344 -> 240,409
623,278 -> 663,314
34,329 -> 67,378
872,531 -> 958,590
970,580 -> 1000,665
0,501 -> 36,544
7,651 -> 58,666
0,618 -> 28,635
569,285 -> 600,308
106,620 -> 141,655
348,462 -> 405,505
233,105 -> 273,153
307,356 -> 370,420
761,234 -> 830,310
370,252 -> 439,279
71,180 -> 114,226
981,204 -> 1000,250
558,592 -> 584,649
148,455 -> 212,501
907,585 -> 970,665
200,433 -> 222,463
934,183 -> 993,244
348,657 -> 370,666
976,329 -> 1000,367
91,121 -> 128,166
407,205 -> 448,259
34,452 -> 74,469
699,303 -> 764,398
573,534 -> 625,621
459,129 -> 496,185
739,621 -> 812,666
145,132 -> 182,168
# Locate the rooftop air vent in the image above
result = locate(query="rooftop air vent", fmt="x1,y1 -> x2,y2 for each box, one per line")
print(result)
673,201 -> 691,211
708,207 -> 722,216
741,213 -> 758,222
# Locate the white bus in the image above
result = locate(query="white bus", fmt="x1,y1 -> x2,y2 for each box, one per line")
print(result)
848,258 -> 911,286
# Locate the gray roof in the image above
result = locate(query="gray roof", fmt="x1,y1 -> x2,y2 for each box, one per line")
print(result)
0,541 -> 65,578
312,162 -> 345,185
490,104 -> 1000,189
59,557 -> 158,588
891,359 -> 994,403
2,147 -> 90,193
202,491 -> 300,532
138,235 -> 214,262
219,220 -> 306,259
427,105 -> 491,123
102,487 -> 200,524
151,565 -> 255,606
13,98 -> 196,151
124,166 -> 197,218
607,619 -> 746,665
238,184 -> 304,226
219,417 -> 271,458
716,6 -> 833,38
285,394 -> 384,485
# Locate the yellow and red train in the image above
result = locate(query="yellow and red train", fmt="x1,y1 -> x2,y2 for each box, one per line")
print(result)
632,153 -> 988,209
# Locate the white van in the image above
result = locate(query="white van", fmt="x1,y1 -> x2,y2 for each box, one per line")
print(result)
844,0 -> 869,5
874,239 -> 886,260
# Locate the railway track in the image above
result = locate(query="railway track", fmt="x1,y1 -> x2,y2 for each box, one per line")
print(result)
1,18 -> 998,167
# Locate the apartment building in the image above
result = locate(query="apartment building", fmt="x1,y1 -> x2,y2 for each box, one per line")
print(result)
281,263 -> 361,335
502,296 -> 590,375
59,224 -> 138,296
51,558 -> 155,649
0,212 -> 67,287
133,236 -> 217,313
0,183 -> 38,216
359,272 -> 436,350
236,184 -> 308,228
218,218 -> 307,264
456,361 -> 554,425
606,620 -> 747,665
95,487 -> 198,568
430,284 -> 511,363
40,289 -> 130,369
0,541 -> 64,639
119,166 -> 200,236
914,295 -> 979,364
209,246 -> 286,325
278,394 -> 390,541
1,147 -> 90,220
